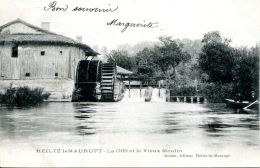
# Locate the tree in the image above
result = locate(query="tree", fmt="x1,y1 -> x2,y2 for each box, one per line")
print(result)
199,31 -> 235,83
135,47 -> 158,81
233,46 -> 259,100
201,31 -> 222,44
134,36 -> 191,85
173,39 -> 202,86
153,36 -> 191,78
201,31 -> 231,44
106,50 -> 135,71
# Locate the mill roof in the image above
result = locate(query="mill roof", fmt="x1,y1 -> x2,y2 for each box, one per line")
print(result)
0,19 -> 98,56
116,66 -> 133,75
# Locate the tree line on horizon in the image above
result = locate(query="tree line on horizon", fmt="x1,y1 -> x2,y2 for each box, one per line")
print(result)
105,31 -> 259,102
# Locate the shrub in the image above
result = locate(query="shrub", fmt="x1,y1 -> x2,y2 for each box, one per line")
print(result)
168,83 -> 235,103
198,83 -> 235,103
0,86 -> 50,106
170,86 -> 197,96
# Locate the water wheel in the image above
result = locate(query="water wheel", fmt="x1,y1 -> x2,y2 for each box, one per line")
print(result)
73,60 -> 101,102
101,63 -> 117,101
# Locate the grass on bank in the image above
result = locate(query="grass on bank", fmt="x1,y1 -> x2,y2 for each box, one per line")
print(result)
0,86 -> 50,107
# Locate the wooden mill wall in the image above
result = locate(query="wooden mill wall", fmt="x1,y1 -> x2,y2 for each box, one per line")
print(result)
0,44 -> 85,80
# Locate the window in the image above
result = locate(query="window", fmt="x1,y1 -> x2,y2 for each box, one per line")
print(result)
11,44 -> 18,57
40,51 -> 45,56
60,51 -> 63,54
55,73 -> 58,77
25,73 -> 30,77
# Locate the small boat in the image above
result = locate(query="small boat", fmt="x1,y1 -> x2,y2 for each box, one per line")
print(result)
243,100 -> 259,113
225,99 -> 250,109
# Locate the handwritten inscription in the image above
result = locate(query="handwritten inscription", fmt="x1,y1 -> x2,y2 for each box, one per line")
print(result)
44,1 -> 68,11
43,1 -> 159,32
107,19 -> 159,33
44,1 -> 118,13
72,6 -> 118,13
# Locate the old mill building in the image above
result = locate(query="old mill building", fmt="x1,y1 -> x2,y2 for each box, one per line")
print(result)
0,18 -> 98,100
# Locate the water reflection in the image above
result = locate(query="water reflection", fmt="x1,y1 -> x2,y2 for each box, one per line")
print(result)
199,111 -> 259,137
194,104 -> 260,147
73,103 -> 98,135
238,117 -> 259,130
160,115 -> 183,134
0,117 -> 16,136
199,117 -> 229,137
76,125 -> 96,135
0,92 -> 259,149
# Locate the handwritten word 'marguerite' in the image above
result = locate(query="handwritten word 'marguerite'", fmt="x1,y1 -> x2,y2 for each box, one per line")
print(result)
107,19 -> 159,33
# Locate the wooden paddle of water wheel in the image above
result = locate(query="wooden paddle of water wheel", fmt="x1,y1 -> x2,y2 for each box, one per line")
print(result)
72,60 -> 102,102
73,60 -> 125,102
101,63 -> 116,101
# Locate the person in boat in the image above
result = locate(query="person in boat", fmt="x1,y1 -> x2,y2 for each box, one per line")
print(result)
144,86 -> 153,102
251,91 -> 256,101
234,92 -> 243,102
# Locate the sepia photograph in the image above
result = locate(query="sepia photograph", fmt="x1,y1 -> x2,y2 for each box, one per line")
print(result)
0,0 -> 259,167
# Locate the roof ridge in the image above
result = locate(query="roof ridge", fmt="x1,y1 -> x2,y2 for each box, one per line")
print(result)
0,18 -> 58,35
0,19 -> 83,44
0,19 -> 99,56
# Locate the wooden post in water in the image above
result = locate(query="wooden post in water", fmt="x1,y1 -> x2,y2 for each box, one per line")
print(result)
184,97 -> 187,102
158,80 -> 161,97
177,97 -> 180,102
166,90 -> 170,102
191,96 -> 193,103
140,81 -> 142,97
197,97 -> 200,103
128,79 -> 131,98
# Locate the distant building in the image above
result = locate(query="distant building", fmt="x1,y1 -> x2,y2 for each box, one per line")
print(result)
0,19 -> 98,100
116,66 -> 133,79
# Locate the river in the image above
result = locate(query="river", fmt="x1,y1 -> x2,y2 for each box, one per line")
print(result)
0,89 -> 259,166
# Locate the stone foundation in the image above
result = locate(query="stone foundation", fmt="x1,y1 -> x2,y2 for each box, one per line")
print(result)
0,79 -> 75,101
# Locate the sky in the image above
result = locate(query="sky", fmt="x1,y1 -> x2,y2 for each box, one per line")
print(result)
0,0 -> 259,51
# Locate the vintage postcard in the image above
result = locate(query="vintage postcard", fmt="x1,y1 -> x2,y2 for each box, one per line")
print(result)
0,0 -> 259,167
